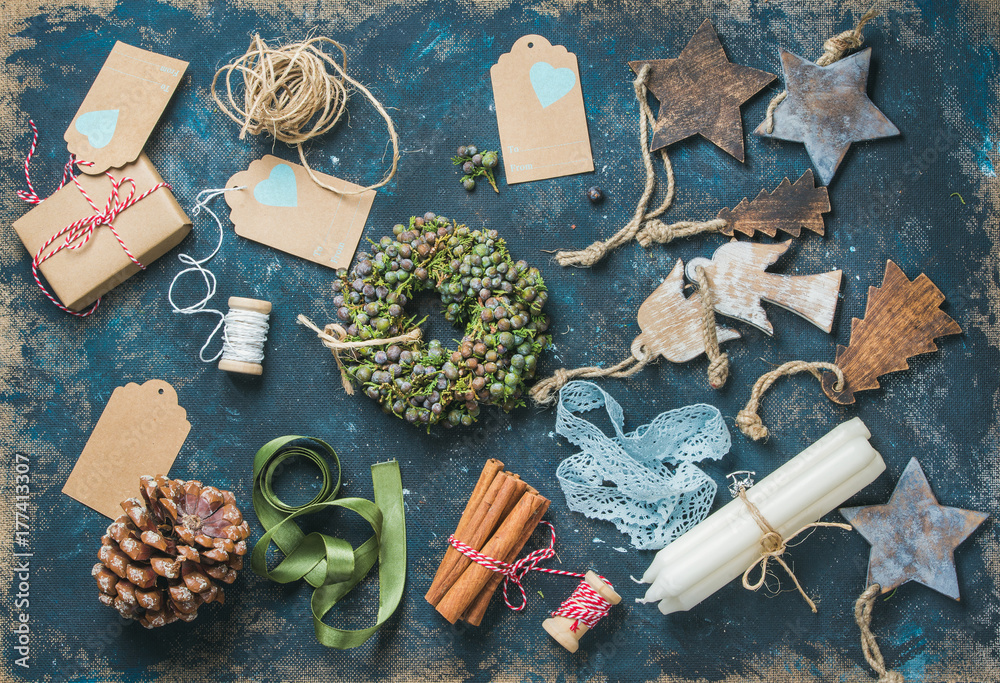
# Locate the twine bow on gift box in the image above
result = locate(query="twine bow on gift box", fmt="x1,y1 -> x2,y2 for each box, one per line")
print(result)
16,120 -> 169,316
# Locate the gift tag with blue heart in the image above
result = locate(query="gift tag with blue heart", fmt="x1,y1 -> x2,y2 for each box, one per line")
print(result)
226,155 -> 376,270
490,34 -> 594,184
65,41 -> 188,174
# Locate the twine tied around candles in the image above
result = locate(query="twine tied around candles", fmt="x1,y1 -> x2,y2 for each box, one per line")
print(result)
551,65 -> 725,268
736,361 -> 846,441
763,5 -> 880,134
855,584 -> 905,683
737,487 -> 852,613
297,315 -> 422,394
212,34 -> 399,195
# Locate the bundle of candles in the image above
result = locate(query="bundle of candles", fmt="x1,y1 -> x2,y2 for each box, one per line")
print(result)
426,459 -> 550,625
638,418 -> 886,614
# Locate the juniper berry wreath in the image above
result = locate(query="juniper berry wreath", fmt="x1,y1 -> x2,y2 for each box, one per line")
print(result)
326,212 -> 552,427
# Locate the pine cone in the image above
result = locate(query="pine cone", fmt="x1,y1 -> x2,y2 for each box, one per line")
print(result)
92,475 -> 250,628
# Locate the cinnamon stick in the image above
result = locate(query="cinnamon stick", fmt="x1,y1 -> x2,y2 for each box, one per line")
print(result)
425,471 -> 526,606
425,459 -> 503,603
462,494 -> 550,626
435,492 -> 548,623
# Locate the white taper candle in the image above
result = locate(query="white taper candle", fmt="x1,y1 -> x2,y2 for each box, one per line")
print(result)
638,418 -> 884,614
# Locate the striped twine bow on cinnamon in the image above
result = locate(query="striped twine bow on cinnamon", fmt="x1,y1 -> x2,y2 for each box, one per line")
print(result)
17,120 -> 169,316
448,521 -> 614,629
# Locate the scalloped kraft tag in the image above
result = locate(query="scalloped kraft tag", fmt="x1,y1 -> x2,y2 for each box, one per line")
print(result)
225,155 -> 375,269
65,41 -> 188,174
62,380 -> 190,518
490,35 -> 594,184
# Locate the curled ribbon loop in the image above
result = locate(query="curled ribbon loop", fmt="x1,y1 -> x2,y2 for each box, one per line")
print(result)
250,436 -> 406,649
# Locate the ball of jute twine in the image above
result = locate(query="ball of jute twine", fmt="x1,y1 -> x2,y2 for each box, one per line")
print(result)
212,34 -> 399,195
764,6 -> 879,134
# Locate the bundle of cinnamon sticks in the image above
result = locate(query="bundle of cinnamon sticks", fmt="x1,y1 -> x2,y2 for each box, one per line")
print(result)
426,459 -> 550,625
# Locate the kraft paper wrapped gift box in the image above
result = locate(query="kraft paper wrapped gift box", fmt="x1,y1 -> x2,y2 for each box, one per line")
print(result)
11,153 -> 191,312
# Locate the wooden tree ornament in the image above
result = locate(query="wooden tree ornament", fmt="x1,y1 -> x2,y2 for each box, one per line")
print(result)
717,170 -> 830,238
737,261 -> 962,440
685,240 -> 842,334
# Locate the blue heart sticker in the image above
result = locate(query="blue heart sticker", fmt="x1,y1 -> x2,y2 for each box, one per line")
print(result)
253,164 -> 298,208
74,109 -> 119,149
529,62 -> 576,108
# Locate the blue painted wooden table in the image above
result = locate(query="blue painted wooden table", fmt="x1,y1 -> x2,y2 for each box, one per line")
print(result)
2,1 -> 998,681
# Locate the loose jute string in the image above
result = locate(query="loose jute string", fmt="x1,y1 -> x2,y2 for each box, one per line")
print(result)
737,488 -> 852,613
552,65 -> 724,268
736,361 -> 846,441
693,265 -> 730,389
529,346 -> 653,406
297,314 -> 422,395
855,584 -> 905,683
212,34 -> 399,195
763,6 -> 879,134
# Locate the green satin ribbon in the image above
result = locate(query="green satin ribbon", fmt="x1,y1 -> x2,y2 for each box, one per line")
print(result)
251,435 -> 406,649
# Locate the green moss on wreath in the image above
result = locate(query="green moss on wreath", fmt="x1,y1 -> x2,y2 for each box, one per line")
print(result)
332,212 -> 552,427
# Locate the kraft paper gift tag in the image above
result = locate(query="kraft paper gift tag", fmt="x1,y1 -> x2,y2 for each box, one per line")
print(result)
65,41 -> 188,174
63,380 -> 191,519
225,155 -> 376,270
490,35 -> 594,184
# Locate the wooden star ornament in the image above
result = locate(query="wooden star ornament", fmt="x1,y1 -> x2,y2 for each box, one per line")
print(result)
840,458 -> 987,599
629,19 -> 776,162
755,48 -> 899,185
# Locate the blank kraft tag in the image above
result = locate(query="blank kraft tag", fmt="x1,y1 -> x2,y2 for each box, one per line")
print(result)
65,41 -> 188,174
63,380 -> 191,519
225,155 -> 376,270
490,35 -> 594,184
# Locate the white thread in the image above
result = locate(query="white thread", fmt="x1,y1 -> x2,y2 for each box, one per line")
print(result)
168,186 -> 250,363
220,308 -> 270,364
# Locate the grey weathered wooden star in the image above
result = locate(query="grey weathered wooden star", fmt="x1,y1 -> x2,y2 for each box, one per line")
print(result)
840,458 -> 987,599
755,48 -> 899,185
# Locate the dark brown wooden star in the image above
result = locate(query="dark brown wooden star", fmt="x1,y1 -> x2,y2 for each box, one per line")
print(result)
840,458 -> 987,599
629,19 -> 776,162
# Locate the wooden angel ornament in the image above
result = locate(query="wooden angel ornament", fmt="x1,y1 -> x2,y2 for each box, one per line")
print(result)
737,260 -> 962,440
530,243 -> 843,403
686,240 -> 842,334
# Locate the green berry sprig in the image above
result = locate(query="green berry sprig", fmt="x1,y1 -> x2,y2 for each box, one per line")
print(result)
332,212 -> 551,428
453,144 -> 500,193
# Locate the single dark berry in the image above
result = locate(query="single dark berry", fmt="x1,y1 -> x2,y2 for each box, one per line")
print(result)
482,151 -> 498,168
472,154 -> 483,167
462,178 -> 476,191
466,145 -> 478,156
587,186 -> 604,203
457,146 -> 468,157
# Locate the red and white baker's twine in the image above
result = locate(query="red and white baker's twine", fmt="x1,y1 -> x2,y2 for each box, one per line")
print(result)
448,521 -> 614,631
17,120 -> 169,316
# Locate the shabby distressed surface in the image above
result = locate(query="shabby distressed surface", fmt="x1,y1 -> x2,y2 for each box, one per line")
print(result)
1,1 -> 998,682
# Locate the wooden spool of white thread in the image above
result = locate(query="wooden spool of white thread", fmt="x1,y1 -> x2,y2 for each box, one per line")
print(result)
218,297 -> 272,376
